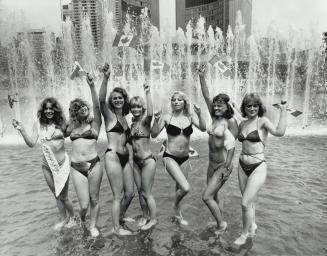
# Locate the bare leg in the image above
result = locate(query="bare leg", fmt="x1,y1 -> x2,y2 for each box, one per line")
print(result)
120,162 -> 135,220
202,165 -> 226,229
71,168 -> 90,223
164,157 -> 190,225
133,162 -> 148,220
104,152 -> 131,235
88,162 -> 103,236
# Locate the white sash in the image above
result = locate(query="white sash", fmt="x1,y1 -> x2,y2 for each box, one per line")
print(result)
42,143 -> 70,197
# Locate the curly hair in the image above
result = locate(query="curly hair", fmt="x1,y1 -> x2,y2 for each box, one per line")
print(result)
240,93 -> 266,117
108,87 -> 130,116
69,98 -> 90,127
37,97 -> 66,129
211,93 -> 234,119
170,91 -> 190,116
130,96 -> 146,115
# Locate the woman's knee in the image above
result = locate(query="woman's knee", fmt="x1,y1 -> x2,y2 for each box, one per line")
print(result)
241,199 -> 253,210
125,191 -> 135,201
90,195 -> 99,207
181,182 -> 190,193
202,190 -> 213,203
80,203 -> 89,213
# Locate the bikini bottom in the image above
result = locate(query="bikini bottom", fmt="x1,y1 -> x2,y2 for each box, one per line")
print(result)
133,154 -> 156,169
163,151 -> 189,166
239,158 -> 265,177
71,155 -> 100,178
105,148 -> 129,167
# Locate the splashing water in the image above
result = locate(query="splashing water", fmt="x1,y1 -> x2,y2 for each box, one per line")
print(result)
0,4 -> 326,143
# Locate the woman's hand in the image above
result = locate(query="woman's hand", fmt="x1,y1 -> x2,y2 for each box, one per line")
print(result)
143,82 -> 150,93
193,103 -> 201,115
198,64 -> 207,78
275,100 -> 288,111
102,63 -> 111,79
86,73 -> 94,86
12,119 -> 23,131
154,110 -> 162,121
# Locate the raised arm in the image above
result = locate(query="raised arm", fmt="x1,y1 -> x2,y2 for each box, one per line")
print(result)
86,74 -> 102,133
143,82 -> 153,126
151,111 -> 165,138
263,104 -> 287,137
198,64 -> 212,112
191,104 -> 206,132
99,63 -> 112,122
13,120 -> 39,147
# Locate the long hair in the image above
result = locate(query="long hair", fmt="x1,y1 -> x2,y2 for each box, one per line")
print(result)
108,87 -> 130,116
69,98 -> 90,127
211,93 -> 234,119
37,97 -> 66,129
240,93 -> 266,117
170,91 -> 190,116
130,96 -> 146,115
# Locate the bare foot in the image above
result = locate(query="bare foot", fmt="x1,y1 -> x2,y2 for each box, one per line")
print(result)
64,217 -> 77,228
90,227 -> 100,237
214,221 -> 227,236
141,219 -> 157,230
138,217 -> 148,227
112,227 -> 132,236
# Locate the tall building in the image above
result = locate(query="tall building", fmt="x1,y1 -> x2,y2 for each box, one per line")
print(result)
71,0 -> 103,53
120,0 -> 151,30
62,2 -> 73,21
107,0 -> 122,29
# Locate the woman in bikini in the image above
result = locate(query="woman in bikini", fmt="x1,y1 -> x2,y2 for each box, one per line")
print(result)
12,98 -> 75,230
130,82 -> 157,230
67,74 -> 102,237
99,63 -> 134,235
234,93 -> 287,245
151,91 -> 206,225
198,65 -> 238,235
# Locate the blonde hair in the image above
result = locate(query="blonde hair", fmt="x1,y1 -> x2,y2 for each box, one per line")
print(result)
170,91 -> 190,116
130,96 -> 146,114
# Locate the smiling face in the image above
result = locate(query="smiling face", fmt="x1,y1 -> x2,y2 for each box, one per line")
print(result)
244,100 -> 260,118
111,91 -> 124,109
212,100 -> 228,117
44,102 -> 55,120
130,98 -> 145,117
171,93 -> 185,111
77,104 -> 89,118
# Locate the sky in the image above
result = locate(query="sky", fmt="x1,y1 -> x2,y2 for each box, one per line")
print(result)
1,0 -> 327,35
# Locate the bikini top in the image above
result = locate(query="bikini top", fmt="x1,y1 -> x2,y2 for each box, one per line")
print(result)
70,128 -> 98,141
130,123 -> 150,140
238,118 -> 264,145
166,120 -> 193,137
39,124 -> 64,141
106,116 -> 131,135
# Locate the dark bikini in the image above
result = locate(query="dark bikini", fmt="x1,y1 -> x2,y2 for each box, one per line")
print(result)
70,128 -> 100,177
163,117 -> 193,166
238,118 -> 265,177
105,118 -> 131,167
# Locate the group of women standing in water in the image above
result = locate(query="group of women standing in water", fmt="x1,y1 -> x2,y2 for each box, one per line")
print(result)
12,62 -> 288,245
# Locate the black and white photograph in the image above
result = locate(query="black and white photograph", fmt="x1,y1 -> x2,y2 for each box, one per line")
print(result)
0,0 -> 326,255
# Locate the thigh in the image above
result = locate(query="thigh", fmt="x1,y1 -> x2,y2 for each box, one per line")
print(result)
123,162 -> 134,193
164,157 -> 188,187
238,162 -> 248,195
204,169 -> 224,197
133,161 -> 142,191
71,168 -> 90,204
42,166 -> 55,195
88,162 -> 103,198
141,159 -> 156,192
242,163 -> 267,204
180,159 -> 191,180
104,152 -> 124,196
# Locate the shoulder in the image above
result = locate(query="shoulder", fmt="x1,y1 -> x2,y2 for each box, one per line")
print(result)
227,117 -> 238,127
